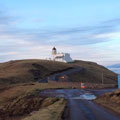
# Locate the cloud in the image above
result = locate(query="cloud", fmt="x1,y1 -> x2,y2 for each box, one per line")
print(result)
0,51 -> 18,56
0,7 -> 118,46
89,32 -> 120,40
37,19 -> 120,45
0,8 -> 120,67
0,10 -> 17,26
103,18 -> 120,26
0,9 -> 119,46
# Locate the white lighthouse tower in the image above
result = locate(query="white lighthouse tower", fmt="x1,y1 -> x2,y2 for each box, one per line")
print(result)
52,47 -> 57,56
51,47 -> 74,63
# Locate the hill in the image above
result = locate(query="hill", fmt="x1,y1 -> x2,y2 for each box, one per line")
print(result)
0,59 -> 118,89
69,60 -> 117,84
107,63 -> 120,74
0,59 -> 73,88
0,59 -> 118,120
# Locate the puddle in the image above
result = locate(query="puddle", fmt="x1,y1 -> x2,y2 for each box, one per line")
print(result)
72,93 -> 96,100
39,89 -> 97,100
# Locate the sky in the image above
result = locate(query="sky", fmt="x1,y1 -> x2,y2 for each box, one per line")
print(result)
0,0 -> 120,73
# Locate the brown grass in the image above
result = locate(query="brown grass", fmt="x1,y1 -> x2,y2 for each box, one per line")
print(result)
0,59 -> 73,86
94,89 -> 120,114
0,59 -> 118,120
0,83 -> 67,107
69,60 -> 117,84
22,98 -> 66,120
0,83 -> 68,120
0,59 -> 117,88
0,82 -> 82,110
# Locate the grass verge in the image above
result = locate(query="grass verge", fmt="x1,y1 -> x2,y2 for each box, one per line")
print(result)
22,98 -> 66,120
0,83 -> 67,120
94,89 -> 120,115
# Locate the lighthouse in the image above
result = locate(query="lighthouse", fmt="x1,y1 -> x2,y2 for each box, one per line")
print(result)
52,47 -> 57,55
51,47 -> 74,63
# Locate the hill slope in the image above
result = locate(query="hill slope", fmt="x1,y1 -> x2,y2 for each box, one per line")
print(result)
95,89 -> 120,114
0,59 -> 118,88
69,60 -> 117,84
0,59 -> 73,87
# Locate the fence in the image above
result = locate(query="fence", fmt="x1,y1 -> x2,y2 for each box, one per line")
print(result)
47,80 -> 117,89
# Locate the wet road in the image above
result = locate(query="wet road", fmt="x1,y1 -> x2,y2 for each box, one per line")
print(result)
39,89 -> 120,120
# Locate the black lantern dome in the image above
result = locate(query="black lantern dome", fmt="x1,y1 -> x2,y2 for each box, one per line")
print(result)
52,47 -> 56,50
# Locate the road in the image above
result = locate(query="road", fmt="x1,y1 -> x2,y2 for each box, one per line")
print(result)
39,67 -> 83,82
39,89 -> 120,120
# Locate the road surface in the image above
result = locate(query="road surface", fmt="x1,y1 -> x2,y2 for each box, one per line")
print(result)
39,89 -> 120,120
39,67 -> 83,82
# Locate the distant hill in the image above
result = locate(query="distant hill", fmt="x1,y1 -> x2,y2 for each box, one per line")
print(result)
0,59 -> 117,88
108,63 -> 120,68
107,64 -> 120,74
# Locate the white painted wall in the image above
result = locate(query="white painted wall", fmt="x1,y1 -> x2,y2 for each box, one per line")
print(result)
52,53 -> 74,63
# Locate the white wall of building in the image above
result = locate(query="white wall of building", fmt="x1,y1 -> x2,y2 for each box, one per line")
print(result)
51,47 -> 74,63
52,53 -> 74,63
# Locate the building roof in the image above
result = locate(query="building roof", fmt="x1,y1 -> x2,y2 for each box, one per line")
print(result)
52,47 -> 56,50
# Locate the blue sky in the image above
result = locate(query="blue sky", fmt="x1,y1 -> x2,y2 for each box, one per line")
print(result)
0,0 -> 120,73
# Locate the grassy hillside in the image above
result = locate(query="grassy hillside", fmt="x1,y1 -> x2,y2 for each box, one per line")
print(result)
94,89 -> 120,114
69,60 -> 117,84
0,59 -> 117,89
0,59 -> 73,87
0,59 -> 118,119
0,83 -> 67,120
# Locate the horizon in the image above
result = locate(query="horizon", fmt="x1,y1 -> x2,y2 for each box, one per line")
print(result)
0,0 -> 120,73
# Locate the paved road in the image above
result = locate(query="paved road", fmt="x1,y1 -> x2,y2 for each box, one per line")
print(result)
39,89 -> 120,120
39,67 -> 83,83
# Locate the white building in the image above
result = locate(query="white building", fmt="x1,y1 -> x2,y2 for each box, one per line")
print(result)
51,47 -> 74,63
